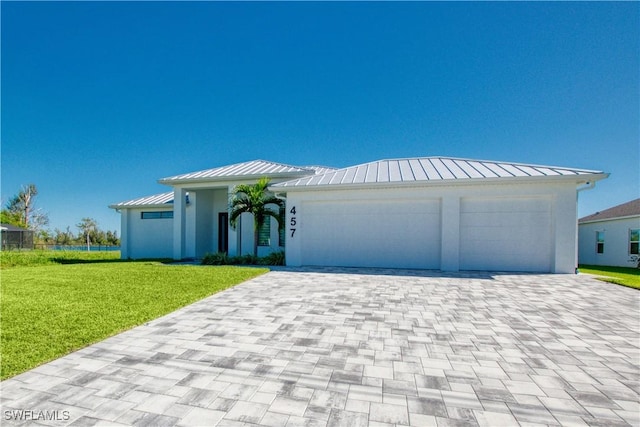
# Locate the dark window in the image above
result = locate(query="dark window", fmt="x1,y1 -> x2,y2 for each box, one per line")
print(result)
258,216 -> 270,246
630,229 -> 639,255
141,211 -> 173,219
218,212 -> 229,253
596,231 -> 604,254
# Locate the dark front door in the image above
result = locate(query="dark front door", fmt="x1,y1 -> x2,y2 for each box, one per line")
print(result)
218,212 -> 229,253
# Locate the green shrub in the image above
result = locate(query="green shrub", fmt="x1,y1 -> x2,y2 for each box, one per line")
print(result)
202,252 -> 230,265
201,251 -> 284,266
260,250 -> 285,266
235,254 -> 260,265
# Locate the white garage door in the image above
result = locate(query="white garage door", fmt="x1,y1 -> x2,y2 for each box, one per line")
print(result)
459,197 -> 552,272
300,199 -> 441,269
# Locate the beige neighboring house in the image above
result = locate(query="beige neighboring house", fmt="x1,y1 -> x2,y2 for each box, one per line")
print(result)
578,198 -> 640,268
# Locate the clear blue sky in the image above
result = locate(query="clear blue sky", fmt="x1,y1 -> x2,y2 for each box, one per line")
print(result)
2,2 -> 638,234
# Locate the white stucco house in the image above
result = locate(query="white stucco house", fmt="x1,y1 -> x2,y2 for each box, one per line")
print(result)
578,198 -> 640,268
110,157 -> 608,273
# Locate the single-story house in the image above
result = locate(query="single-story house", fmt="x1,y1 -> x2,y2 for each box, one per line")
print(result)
110,157 -> 608,273
578,198 -> 640,268
1,223 -> 34,250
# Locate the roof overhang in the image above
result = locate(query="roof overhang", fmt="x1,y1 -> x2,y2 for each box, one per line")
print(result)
579,214 -> 640,225
159,171 -> 313,186
109,203 -> 174,210
271,172 -> 610,193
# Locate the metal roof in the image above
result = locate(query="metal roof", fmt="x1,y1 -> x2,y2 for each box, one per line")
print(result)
159,160 -> 321,184
272,157 -> 607,188
0,223 -> 30,232
109,192 -> 174,208
112,161 -> 339,208
303,165 -> 338,175
579,198 -> 640,223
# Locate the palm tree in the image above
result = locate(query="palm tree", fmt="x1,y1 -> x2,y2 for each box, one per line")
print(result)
229,177 -> 284,257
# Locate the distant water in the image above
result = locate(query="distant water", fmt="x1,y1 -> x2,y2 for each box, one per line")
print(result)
44,245 -> 120,252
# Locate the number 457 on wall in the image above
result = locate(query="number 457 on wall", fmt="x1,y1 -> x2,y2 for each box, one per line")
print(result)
289,206 -> 297,238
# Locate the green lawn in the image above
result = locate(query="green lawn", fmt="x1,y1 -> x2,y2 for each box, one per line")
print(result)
1,249 -> 122,268
579,265 -> 640,290
1,251 -> 267,379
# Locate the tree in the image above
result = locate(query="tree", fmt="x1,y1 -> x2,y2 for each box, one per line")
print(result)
77,217 -> 98,251
37,229 -> 53,245
2,184 -> 49,233
105,230 -> 120,246
229,177 -> 284,257
0,209 -> 23,227
5,184 -> 36,227
54,227 -> 74,245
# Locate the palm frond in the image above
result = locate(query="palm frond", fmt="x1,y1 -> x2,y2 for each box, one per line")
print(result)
228,177 -> 282,237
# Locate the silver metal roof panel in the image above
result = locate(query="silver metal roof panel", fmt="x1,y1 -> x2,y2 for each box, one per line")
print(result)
110,192 -> 174,208
272,156 -> 606,188
159,160 -> 324,184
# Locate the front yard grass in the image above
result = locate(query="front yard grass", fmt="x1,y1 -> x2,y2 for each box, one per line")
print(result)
1,249 -> 122,268
579,265 -> 640,290
1,253 -> 267,379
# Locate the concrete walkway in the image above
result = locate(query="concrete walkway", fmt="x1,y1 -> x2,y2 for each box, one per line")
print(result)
1,269 -> 638,426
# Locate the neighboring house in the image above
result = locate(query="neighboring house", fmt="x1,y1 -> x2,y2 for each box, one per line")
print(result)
0,223 -> 34,250
578,198 -> 640,268
110,157 -> 608,273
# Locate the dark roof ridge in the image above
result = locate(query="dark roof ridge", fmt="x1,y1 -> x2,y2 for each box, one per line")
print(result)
579,198 -> 640,223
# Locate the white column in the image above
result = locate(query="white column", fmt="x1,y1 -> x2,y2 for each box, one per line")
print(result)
120,209 -> 129,259
440,195 -> 460,271
227,186 -> 238,256
553,186 -> 578,273
285,195 -> 302,266
173,188 -> 186,260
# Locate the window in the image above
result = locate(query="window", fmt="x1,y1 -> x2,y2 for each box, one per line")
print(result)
141,211 -> 173,219
630,229 -> 639,255
279,206 -> 286,247
596,231 -> 605,254
258,216 -> 270,246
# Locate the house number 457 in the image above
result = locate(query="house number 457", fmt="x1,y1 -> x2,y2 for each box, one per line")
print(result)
289,206 -> 297,238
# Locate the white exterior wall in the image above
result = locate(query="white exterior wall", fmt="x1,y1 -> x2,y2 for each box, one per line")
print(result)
258,205 -> 285,257
194,191 -> 214,258
284,181 -> 580,273
237,207 -> 284,257
173,188 -> 187,260
121,208 -> 174,259
578,216 -> 640,267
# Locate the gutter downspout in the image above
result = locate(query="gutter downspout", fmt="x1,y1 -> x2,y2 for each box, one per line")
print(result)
577,181 -> 596,193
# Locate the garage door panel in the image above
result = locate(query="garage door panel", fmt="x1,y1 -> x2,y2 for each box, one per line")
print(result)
301,199 -> 441,269
460,197 -> 552,272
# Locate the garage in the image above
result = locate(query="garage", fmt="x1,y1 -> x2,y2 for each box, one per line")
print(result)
300,198 -> 441,269
271,156 -> 607,273
459,197 -> 553,272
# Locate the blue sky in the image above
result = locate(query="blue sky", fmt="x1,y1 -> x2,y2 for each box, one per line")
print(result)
2,2 -> 638,234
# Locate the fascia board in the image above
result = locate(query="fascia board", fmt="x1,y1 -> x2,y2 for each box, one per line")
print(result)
108,203 -> 174,210
271,173 -> 610,193
579,214 -> 640,225
158,171 -> 313,186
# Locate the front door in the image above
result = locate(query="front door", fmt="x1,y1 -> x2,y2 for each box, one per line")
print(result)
218,212 -> 229,253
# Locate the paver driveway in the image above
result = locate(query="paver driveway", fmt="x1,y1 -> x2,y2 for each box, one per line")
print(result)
1,269 -> 639,426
